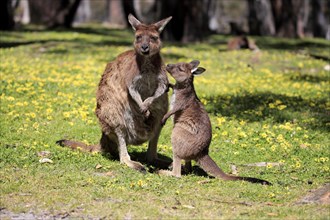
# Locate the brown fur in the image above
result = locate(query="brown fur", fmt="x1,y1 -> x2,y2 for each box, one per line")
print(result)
57,14 -> 172,172
159,61 -> 271,185
227,36 -> 259,51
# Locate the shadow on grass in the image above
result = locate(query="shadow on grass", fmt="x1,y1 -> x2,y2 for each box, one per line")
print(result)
205,91 -> 329,131
102,148 -> 212,177
129,150 -> 210,177
101,149 -> 172,172
289,72 -> 330,83
162,52 -> 186,61
258,39 -> 330,51
0,38 -> 132,49
0,26 -> 133,49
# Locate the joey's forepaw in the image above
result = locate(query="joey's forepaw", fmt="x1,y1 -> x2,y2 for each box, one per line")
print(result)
161,119 -> 167,126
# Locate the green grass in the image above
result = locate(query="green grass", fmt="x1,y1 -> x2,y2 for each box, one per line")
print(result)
1,25 -> 329,219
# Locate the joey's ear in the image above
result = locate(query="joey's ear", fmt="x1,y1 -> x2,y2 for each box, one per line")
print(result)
190,60 -> 200,73
128,14 -> 141,31
192,67 -> 206,75
154,16 -> 172,33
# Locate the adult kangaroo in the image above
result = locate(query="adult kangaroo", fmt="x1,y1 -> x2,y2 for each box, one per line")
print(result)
159,60 -> 271,185
57,14 -> 172,172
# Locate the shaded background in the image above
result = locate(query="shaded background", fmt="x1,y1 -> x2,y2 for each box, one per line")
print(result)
1,0 -> 329,42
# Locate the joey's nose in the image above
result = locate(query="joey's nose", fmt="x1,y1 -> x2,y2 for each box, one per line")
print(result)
141,44 -> 149,53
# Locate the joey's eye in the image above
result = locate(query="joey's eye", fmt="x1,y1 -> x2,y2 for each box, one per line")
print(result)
136,35 -> 142,41
151,36 -> 158,41
178,66 -> 185,72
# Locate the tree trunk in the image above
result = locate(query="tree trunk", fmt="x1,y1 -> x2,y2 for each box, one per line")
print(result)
181,0 -> 211,42
270,0 -> 307,38
248,0 -> 275,36
122,0 -> 136,27
159,0 -> 185,41
208,0 -> 224,33
311,0 -> 327,38
75,0 -> 91,24
106,0 -> 126,27
28,0 -> 82,28
0,0 -> 15,30
133,0 -> 161,24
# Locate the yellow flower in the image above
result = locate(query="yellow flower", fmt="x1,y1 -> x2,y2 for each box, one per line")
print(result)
268,192 -> 275,198
32,122 -> 39,129
217,117 -> 226,126
46,108 -> 53,114
238,132 -> 247,138
276,134 -> 284,143
269,103 -> 275,109
277,105 -> 287,110
6,96 -> 15,101
266,163 -> 273,169
271,145 -> 276,151
63,112 -> 71,118
137,180 -> 144,187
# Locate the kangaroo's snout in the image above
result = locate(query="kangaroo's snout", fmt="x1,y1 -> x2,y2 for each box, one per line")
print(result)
141,44 -> 150,54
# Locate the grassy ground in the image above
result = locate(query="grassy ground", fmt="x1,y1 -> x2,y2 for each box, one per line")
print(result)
1,25 -> 329,219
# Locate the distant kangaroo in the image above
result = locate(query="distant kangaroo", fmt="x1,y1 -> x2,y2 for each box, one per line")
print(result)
57,14 -> 172,172
159,60 -> 271,185
227,36 -> 259,51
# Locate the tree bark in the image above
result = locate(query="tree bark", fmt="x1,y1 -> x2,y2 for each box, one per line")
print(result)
75,0 -> 91,24
106,0 -> 126,27
122,0 -> 136,27
248,0 -> 275,36
0,0 -> 15,30
311,0 -> 327,38
28,0 -> 82,28
181,0 -> 211,42
270,0 -> 307,38
159,0 -> 185,41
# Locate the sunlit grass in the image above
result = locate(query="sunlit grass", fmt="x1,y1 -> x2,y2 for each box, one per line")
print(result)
0,26 -> 329,219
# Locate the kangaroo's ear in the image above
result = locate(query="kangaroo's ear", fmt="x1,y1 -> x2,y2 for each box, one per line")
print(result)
154,16 -> 172,33
190,60 -> 200,73
192,67 -> 206,76
128,14 -> 141,31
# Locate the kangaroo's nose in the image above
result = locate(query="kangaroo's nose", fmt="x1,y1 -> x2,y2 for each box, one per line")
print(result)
141,44 -> 149,52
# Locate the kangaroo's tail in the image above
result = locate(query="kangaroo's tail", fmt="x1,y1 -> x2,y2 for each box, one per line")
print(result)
197,154 -> 271,185
56,139 -> 100,153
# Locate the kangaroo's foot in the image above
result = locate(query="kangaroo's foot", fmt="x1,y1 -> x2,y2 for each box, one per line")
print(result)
157,169 -> 180,178
121,157 -> 146,173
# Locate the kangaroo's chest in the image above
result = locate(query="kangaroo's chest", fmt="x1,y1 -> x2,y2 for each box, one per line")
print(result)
133,73 -> 158,100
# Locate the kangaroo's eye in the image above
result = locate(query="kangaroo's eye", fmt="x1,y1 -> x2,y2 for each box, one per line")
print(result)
136,35 -> 142,41
151,36 -> 158,41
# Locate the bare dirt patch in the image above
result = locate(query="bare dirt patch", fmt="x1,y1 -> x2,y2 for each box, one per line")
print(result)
296,183 -> 330,205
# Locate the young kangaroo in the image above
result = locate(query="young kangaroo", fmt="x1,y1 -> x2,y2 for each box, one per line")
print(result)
57,14 -> 172,172
160,60 -> 271,185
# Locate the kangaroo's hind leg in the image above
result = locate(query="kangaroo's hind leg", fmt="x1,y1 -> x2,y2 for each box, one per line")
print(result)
146,123 -> 172,169
114,128 -> 146,172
